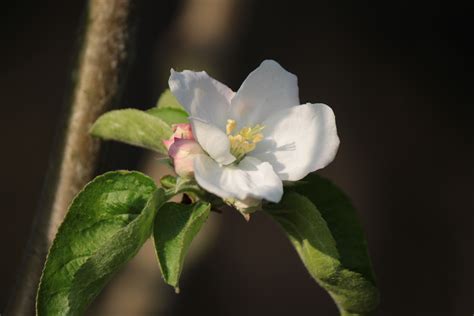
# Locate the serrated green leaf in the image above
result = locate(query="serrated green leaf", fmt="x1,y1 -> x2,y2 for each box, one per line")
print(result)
156,89 -> 185,111
37,171 -> 166,316
147,107 -> 189,125
265,174 -> 379,315
153,201 -> 211,291
90,109 -> 172,154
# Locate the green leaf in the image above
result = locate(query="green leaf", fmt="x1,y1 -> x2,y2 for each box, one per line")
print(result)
265,174 -> 379,315
90,109 -> 172,154
156,89 -> 185,111
153,201 -> 211,291
37,171 -> 167,316
147,107 -> 189,125
294,174 -> 377,284
147,89 -> 189,126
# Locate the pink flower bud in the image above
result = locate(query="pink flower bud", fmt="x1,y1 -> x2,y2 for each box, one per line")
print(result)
163,123 -> 203,177
168,139 -> 204,177
163,123 -> 194,150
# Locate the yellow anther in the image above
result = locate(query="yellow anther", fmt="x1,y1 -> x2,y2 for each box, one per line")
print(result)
226,119 -> 236,135
252,133 -> 263,143
242,141 -> 256,152
240,127 -> 251,138
226,119 -> 265,161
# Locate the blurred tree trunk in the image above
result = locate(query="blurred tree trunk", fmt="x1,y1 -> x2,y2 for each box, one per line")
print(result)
5,1 -> 139,314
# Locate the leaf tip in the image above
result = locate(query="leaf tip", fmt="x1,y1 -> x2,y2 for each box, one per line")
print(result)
174,287 -> 180,294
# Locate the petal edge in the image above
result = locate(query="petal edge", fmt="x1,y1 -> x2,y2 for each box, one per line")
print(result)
251,103 -> 340,181
169,69 -> 234,129
230,60 -> 299,127
193,155 -> 283,203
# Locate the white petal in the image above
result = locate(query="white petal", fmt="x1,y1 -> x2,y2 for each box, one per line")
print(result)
230,60 -> 299,127
190,118 -> 236,165
251,103 -> 340,181
194,155 -> 283,203
169,69 -> 234,129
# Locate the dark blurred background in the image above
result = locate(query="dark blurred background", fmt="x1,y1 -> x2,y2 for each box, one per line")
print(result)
1,0 -> 472,315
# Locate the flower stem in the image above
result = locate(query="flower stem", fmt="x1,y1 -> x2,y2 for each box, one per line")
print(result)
5,1 -> 139,314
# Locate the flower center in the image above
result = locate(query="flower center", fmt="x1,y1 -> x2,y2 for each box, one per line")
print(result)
226,119 -> 264,161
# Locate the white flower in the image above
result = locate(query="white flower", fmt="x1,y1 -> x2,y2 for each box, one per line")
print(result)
168,60 -> 339,209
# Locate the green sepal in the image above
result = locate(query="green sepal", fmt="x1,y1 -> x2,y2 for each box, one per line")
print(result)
153,202 -> 211,291
160,175 -> 177,189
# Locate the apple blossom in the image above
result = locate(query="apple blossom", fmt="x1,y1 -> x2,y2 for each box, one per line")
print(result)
168,60 -> 340,213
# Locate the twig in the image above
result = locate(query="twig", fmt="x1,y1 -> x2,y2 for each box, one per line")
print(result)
5,1 -> 138,314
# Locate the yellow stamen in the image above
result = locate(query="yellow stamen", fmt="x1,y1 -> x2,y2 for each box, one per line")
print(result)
226,119 -> 236,135
252,133 -> 263,143
226,119 -> 264,161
